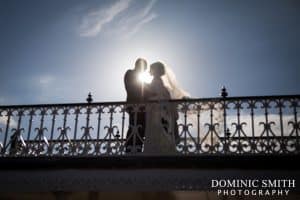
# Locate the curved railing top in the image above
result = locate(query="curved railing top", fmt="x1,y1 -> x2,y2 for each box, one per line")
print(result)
0,94 -> 299,109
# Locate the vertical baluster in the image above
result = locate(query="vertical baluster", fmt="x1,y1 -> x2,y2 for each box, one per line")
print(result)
183,104 -> 188,154
108,106 -> 114,154
61,107 -> 67,155
210,104 -> 214,153
25,108 -> 34,156
221,86 -> 228,154
16,109 -> 23,133
249,100 -> 256,153
85,107 -> 91,135
96,106 -> 102,155
27,109 -> 34,141
221,94 -> 228,154
73,107 -> 80,140
292,99 -> 299,153
18,109 -> 26,149
72,107 -> 80,155
277,99 -> 284,153
196,104 -> 201,153
264,100 -> 270,153
49,107 -> 57,155
174,102 -> 180,154
120,105 -> 125,155
63,107 -> 70,155
2,109 -> 12,154
39,109 -> 45,145
236,101 -> 241,153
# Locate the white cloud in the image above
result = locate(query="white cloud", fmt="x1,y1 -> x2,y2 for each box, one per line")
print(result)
118,0 -> 158,38
38,75 -> 55,86
125,12 -> 157,38
78,0 -> 158,38
79,0 -> 132,37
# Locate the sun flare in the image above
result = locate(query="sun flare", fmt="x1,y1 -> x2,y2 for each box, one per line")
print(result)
138,72 -> 153,84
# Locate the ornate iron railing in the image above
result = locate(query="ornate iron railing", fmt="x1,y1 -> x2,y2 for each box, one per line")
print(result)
0,91 -> 299,157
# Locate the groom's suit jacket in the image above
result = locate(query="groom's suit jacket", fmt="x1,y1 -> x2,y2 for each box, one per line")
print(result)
124,69 -> 146,103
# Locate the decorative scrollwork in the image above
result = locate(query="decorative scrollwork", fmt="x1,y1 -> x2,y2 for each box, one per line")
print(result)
0,95 -> 298,156
56,127 -> 71,155
32,127 -> 49,155
9,128 -> 26,155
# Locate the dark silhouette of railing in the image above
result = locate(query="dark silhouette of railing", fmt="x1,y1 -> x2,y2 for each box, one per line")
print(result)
0,89 -> 299,156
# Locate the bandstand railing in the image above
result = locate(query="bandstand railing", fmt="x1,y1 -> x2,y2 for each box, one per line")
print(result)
0,91 -> 299,157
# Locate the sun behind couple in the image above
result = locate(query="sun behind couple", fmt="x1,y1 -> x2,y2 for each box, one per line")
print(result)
124,58 -> 189,154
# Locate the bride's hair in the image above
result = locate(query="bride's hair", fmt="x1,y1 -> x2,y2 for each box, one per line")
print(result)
150,62 -> 165,77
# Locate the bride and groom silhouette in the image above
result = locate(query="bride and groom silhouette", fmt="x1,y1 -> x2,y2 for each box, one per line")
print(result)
124,58 -> 188,154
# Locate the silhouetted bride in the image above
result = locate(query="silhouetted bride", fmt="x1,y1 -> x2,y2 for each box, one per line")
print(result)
143,62 -> 189,155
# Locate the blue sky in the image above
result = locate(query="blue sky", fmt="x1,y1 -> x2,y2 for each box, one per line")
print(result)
0,0 -> 299,105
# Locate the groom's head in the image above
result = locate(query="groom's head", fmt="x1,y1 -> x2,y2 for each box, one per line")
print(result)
134,58 -> 147,72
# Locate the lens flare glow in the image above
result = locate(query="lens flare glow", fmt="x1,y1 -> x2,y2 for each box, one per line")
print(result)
138,72 -> 153,84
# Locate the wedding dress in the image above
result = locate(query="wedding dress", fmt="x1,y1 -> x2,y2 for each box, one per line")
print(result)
142,62 -> 224,155
143,77 -> 178,155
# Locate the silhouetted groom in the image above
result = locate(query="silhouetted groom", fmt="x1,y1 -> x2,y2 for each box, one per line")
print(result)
124,58 -> 148,153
